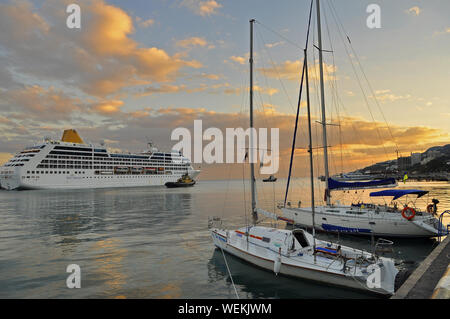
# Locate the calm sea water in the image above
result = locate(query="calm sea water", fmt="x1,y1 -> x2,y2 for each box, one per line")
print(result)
0,179 -> 448,299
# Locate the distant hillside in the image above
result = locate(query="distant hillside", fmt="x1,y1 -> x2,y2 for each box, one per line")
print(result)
355,144 -> 450,175
426,144 -> 450,154
410,153 -> 450,173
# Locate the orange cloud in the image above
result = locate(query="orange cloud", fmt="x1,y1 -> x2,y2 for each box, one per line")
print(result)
180,0 -> 222,17
92,100 -> 124,115
258,60 -> 336,82
79,1 -> 203,91
0,153 -> 12,165
372,89 -> 412,102
176,37 -> 208,48
406,6 -> 421,16
0,0 -> 203,98
81,1 -> 136,56
224,85 -> 279,96
141,84 -> 188,96
198,0 -> 222,16
3,85 -> 82,120
0,0 -> 50,43
136,17 -> 155,28
200,73 -> 221,80
229,56 -> 246,65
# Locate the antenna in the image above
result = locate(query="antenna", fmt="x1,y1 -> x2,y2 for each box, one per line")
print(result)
145,136 -> 154,148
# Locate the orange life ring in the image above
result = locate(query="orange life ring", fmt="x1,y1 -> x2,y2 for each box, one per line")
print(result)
426,204 -> 433,214
402,207 -> 416,221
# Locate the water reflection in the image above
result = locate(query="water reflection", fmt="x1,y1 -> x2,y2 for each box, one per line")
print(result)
89,238 -> 128,298
0,187 -> 193,298
0,180 -> 448,298
6,188 -> 192,238
207,249 -> 375,299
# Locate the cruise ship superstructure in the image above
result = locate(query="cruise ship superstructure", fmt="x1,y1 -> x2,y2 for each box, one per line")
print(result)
0,129 -> 200,190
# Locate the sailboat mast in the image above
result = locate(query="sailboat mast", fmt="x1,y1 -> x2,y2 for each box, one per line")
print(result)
316,0 -> 331,206
250,19 -> 257,221
304,49 -> 316,251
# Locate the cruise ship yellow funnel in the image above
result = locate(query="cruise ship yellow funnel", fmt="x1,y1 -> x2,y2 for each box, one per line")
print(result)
61,129 -> 84,144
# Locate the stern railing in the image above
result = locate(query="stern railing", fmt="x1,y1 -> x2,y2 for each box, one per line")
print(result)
438,210 -> 450,242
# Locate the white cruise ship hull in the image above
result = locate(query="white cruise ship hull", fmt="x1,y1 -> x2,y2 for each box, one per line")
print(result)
0,169 -> 200,190
281,206 -> 445,238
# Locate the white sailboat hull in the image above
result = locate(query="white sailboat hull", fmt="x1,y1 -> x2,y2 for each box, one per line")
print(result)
281,206 -> 444,238
211,227 -> 397,296
215,240 -> 364,292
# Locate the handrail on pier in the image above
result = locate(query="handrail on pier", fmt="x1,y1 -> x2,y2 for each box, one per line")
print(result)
437,210 -> 450,243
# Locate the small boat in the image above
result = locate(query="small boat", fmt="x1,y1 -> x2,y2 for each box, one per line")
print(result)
165,174 -> 196,188
263,175 -> 277,182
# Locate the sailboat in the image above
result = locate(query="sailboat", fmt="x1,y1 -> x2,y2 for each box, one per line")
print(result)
209,5 -> 399,296
280,0 -> 448,239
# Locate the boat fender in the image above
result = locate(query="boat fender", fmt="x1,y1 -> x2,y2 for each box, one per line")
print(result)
274,256 -> 281,275
274,247 -> 282,275
401,207 -> 416,221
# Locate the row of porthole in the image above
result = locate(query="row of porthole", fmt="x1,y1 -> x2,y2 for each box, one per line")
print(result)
24,175 -> 174,179
27,170 -> 86,175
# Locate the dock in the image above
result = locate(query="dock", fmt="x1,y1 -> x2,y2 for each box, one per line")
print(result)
392,236 -> 450,299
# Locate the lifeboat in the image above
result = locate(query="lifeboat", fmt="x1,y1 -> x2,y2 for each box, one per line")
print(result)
130,167 -> 143,174
114,167 -> 129,174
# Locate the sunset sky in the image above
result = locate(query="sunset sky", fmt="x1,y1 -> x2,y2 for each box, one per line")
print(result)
0,0 -> 449,179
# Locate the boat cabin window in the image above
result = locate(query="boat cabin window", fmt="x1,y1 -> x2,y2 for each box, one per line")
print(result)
293,230 -> 309,248
346,211 -> 366,215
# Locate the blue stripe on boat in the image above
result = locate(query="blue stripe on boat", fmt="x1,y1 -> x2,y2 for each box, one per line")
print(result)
322,223 -> 372,234
315,247 -> 338,254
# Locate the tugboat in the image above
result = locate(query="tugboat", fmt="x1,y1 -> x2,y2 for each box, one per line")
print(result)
263,175 -> 277,182
165,173 -> 196,188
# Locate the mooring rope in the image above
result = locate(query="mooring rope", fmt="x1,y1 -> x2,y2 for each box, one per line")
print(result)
219,246 -> 240,299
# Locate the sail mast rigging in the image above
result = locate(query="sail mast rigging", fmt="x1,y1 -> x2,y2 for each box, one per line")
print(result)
283,0 -> 314,207
304,47 -> 316,254
250,19 -> 257,223
316,0 -> 331,206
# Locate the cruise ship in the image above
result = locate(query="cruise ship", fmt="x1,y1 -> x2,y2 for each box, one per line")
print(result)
0,129 -> 200,190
